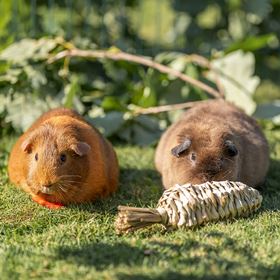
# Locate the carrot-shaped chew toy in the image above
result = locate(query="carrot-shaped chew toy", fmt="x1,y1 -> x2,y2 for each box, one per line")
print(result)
32,195 -> 64,209
115,181 -> 262,234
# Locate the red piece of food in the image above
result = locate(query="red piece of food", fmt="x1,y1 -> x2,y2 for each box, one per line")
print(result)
32,195 -> 64,209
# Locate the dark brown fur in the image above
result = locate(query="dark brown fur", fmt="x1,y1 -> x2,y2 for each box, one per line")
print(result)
8,108 -> 119,204
155,100 -> 269,189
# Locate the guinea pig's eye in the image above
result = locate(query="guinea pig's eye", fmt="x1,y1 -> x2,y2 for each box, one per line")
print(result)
224,140 -> 238,157
190,152 -> 196,161
227,146 -> 238,157
60,153 -> 67,163
35,153 -> 38,161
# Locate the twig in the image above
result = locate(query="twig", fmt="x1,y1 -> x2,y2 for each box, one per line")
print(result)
133,100 -> 208,115
48,49 -> 223,99
187,54 -> 225,98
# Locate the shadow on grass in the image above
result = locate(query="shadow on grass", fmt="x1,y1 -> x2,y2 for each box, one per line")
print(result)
67,158 -> 280,215
261,159 -> 280,211
54,231 -> 280,279
66,167 -> 162,213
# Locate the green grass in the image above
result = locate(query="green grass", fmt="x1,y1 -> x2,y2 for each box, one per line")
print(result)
0,130 -> 280,280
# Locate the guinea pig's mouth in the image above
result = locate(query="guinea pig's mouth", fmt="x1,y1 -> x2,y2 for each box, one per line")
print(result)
40,184 -> 58,195
40,186 -> 54,195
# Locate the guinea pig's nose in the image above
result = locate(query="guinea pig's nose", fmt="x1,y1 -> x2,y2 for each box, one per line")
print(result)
42,184 -> 53,188
206,163 -> 221,175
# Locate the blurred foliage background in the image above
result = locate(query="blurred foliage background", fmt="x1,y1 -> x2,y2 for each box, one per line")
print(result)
0,0 -> 279,145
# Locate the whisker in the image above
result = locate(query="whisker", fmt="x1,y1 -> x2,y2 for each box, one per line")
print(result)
59,175 -> 82,179
225,157 -> 234,163
60,180 -> 89,187
60,182 -> 79,188
57,183 -> 67,193
222,169 -> 233,179
60,180 -> 83,184
58,188 -> 68,202
59,182 -> 75,200
60,182 -> 84,190
59,182 -> 73,189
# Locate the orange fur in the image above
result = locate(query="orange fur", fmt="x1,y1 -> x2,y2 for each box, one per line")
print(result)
155,100 -> 270,189
8,108 -> 119,205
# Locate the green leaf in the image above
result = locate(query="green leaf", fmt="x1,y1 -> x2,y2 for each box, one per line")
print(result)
208,50 -> 259,115
196,4 -> 222,29
0,1 -> 13,51
0,1 -> 12,37
161,80 -> 186,105
0,38 -> 57,63
131,123 -> 160,146
254,102 -> 280,122
0,39 -> 37,63
254,81 -> 280,104
169,56 -> 187,73
244,0 -> 272,24
0,94 -> 8,114
89,111 -> 125,137
132,86 -> 157,108
226,34 -> 276,53
0,68 -> 22,84
33,38 -> 58,60
228,11 -> 248,40
118,126 -> 133,143
135,115 -> 161,131
63,77 -> 80,109
168,109 -> 185,124
103,61 -> 128,82
155,52 -> 183,64
23,65 -> 47,89
5,93 -> 60,132
185,63 -> 199,79
118,115 -> 162,145
101,96 -> 126,112
131,115 -> 162,145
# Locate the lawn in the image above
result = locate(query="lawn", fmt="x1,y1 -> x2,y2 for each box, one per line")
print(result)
0,129 -> 279,280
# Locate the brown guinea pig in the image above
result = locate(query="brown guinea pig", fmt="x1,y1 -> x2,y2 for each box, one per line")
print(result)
155,99 -> 269,189
8,108 -> 119,206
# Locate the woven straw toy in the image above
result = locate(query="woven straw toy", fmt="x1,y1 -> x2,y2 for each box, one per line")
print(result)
115,181 -> 262,234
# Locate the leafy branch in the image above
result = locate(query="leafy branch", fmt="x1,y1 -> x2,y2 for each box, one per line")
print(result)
0,37 -> 266,145
48,48 -> 224,100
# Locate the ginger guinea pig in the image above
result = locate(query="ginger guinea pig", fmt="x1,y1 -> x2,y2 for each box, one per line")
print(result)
8,108 -> 119,207
155,100 -> 269,189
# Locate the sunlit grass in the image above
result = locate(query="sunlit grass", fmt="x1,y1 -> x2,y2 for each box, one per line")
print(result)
0,135 -> 279,279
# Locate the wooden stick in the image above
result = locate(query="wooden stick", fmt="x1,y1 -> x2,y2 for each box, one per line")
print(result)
133,100 -> 208,115
48,49 -> 223,99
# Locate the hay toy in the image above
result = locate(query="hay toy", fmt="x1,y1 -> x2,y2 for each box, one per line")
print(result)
115,181 -> 262,234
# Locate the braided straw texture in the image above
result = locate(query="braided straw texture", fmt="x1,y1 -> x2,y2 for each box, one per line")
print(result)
115,181 -> 262,234
157,181 -> 262,229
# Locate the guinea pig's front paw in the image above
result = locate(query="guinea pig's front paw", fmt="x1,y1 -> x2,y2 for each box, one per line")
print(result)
31,195 -> 64,209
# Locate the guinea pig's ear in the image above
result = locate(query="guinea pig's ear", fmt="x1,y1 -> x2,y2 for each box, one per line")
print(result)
171,139 -> 191,158
224,140 -> 238,157
70,142 -> 91,156
21,138 -> 33,153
